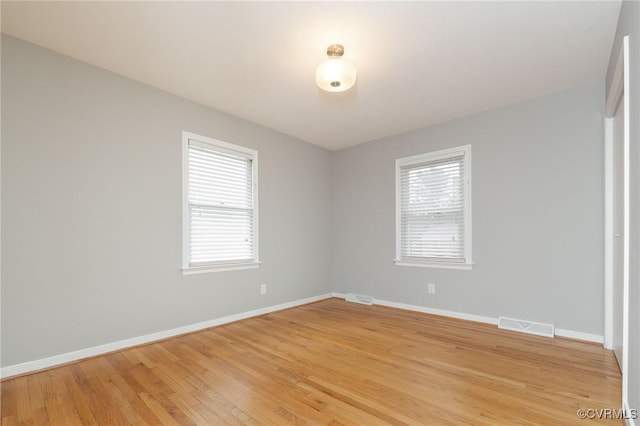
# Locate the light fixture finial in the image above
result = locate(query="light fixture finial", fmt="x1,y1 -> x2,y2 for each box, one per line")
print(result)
316,44 -> 357,93
326,44 -> 345,57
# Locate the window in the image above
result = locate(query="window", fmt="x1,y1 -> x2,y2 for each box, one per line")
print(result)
182,132 -> 259,274
395,145 -> 472,269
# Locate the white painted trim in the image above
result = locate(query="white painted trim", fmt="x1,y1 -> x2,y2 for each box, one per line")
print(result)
555,328 -> 604,344
603,36 -> 630,411
181,261 -> 262,275
1,293 -> 607,379
394,260 -> 474,270
399,147 -> 469,167
604,116 -> 614,350
395,144 -> 472,266
0,293 -> 333,380
333,292 -> 497,325
604,40 -> 626,349
377,298 -> 498,325
181,131 -> 260,271
605,46 -> 625,117
182,131 -> 190,274
332,293 -> 603,344
621,35 -> 630,410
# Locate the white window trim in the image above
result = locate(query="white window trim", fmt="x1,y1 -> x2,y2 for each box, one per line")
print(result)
181,131 -> 260,275
394,145 -> 473,270
182,261 -> 261,275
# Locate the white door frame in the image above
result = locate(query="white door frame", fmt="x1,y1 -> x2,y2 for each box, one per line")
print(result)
603,35 -> 629,408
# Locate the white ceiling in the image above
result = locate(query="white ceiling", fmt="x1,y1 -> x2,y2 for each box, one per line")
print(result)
1,1 -> 621,150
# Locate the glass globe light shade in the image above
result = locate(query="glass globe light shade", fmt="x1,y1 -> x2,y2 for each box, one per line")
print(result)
315,57 -> 357,92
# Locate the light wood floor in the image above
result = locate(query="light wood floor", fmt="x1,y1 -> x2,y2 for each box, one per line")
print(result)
1,298 -> 621,425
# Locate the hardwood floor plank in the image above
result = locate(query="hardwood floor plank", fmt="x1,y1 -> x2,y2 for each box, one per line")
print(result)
46,369 -> 83,425
137,392 -> 180,426
1,299 -> 622,425
187,336 -> 339,424
167,389 -> 226,425
0,379 -> 18,422
14,377 -> 33,424
0,415 -> 17,426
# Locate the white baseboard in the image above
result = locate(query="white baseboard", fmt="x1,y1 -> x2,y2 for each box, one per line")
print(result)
333,292 -> 604,344
555,328 -> 603,344
334,292 -> 497,324
0,293 -> 333,380
375,297 -> 498,325
1,292 -> 606,379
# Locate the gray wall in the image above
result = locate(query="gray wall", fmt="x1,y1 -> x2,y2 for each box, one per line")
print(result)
606,0 -> 640,414
331,82 -> 605,335
1,35 -> 332,366
2,33 -> 610,369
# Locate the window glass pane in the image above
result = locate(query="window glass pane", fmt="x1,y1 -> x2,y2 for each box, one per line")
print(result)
186,136 -> 256,267
397,147 -> 469,265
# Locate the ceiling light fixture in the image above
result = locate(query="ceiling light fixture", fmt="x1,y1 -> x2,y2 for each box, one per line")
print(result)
315,44 -> 357,93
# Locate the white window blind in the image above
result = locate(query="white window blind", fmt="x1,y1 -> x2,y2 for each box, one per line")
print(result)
183,132 -> 258,272
396,145 -> 472,268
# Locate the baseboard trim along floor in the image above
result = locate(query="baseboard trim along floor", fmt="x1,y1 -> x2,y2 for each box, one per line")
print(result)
335,292 -> 604,344
1,298 -> 620,425
0,293 -> 334,379
0,292 -> 604,379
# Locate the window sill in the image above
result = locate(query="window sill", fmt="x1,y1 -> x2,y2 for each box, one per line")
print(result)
394,259 -> 474,270
182,261 -> 262,275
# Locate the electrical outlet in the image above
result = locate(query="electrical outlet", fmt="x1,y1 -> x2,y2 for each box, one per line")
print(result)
428,283 -> 436,294
260,284 -> 267,295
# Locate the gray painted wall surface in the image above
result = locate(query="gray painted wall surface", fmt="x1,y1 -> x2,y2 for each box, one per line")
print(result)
606,0 -> 640,414
2,34 -> 610,369
1,36 -> 332,366
331,82 -> 605,335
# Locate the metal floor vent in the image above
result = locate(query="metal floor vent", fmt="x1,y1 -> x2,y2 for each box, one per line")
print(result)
345,293 -> 374,305
498,316 -> 554,338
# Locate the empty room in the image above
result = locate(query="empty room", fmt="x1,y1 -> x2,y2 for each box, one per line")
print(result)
1,1 -> 639,424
